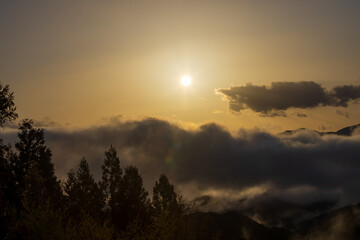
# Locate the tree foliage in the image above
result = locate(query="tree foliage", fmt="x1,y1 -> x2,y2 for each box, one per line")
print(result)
117,165 -> 152,231
153,173 -> 183,216
0,141 -> 17,238
0,83 -> 17,126
151,174 -> 186,240
101,146 -> 122,210
64,157 -> 104,220
13,120 -> 62,209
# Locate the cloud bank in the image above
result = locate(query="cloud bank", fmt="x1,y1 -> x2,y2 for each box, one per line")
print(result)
217,82 -> 360,116
3,118 -> 360,207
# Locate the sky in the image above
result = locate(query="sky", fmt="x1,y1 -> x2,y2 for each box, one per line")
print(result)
2,1 -> 360,219
1,0 -> 360,132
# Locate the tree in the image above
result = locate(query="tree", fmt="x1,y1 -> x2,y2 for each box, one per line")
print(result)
100,145 -> 123,229
151,174 -> 185,240
117,165 -> 151,231
152,174 -> 183,216
0,83 -> 17,237
12,120 -> 62,210
101,145 -> 122,209
0,83 -> 17,127
66,214 -> 116,240
64,157 -> 104,220
12,202 -> 66,240
0,141 -> 17,239
0,83 -> 17,211
63,170 -> 80,219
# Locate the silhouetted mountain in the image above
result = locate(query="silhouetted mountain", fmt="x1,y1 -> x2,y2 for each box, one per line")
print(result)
326,124 -> 360,136
280,128 -> 320,136
291,203 -> 360,240
181,211 -> 289,240
280,124 -> 360,136
184,202 -> 360,240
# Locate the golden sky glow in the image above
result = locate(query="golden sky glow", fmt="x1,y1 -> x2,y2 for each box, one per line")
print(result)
1,1 -> 360,132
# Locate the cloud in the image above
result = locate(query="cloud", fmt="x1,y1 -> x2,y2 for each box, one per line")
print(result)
335,109 -> 350,119
2,118 -> 360,207
34,116 -> 63,128
2,116 -> 63,130
260,111 -> 287,117
295,112 -> 308,118
217,82 -> 360,116
318,124 -> 328,131
2,121 -> 18,129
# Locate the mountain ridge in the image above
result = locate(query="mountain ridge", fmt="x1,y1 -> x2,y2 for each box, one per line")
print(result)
181,203 -> 360,240
280,123 -> 360,136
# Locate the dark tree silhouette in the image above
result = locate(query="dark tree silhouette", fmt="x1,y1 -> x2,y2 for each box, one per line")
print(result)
63,169 -> 79,219
0,82 -> 200,239
64,157 -> 104,220
101,146 -> 122,205
100,146 -> 123,227
117,165 -> 151,231
0,83 -> 17,126
12,120 -> 62,210
0,141 -> 17,238
153,174 -> 183,216
0,83 -> 17,237
151,174 -> 185,240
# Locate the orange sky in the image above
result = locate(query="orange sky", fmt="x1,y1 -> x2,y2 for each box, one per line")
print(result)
1,1 -> 360,132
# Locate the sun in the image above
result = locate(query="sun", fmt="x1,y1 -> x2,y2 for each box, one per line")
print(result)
181,76 -> 192,86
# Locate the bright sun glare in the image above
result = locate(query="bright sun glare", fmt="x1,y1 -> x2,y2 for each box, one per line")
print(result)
181,76 -> 192,86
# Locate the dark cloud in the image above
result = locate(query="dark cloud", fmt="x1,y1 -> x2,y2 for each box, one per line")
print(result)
217,82 -> 360,116
2,118 -> 360,206
332,85 -> 360,106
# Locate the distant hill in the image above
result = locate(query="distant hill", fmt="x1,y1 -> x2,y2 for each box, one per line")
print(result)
242,199 -> 337,230
280,124 -> 360,136
182,203 -> 360,240
180,211 -> 289,240
192,195 -> 338,230
326,124 -> 360,136
291,203 -> 360,240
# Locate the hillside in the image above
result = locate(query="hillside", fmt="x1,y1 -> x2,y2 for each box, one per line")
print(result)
180,211 -> 289,240
291,203 -> 360,240
180,203 -> 360,240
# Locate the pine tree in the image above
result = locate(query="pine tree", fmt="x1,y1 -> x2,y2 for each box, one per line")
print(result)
117,165 -> 151,231
12,120 -> 62,209
63,170 -> 80,219
100,145 -> 123,230
153,174 -> 183,216
101,145 -> 122,209
64,157 -> 104,220
151,174 -> 185,240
